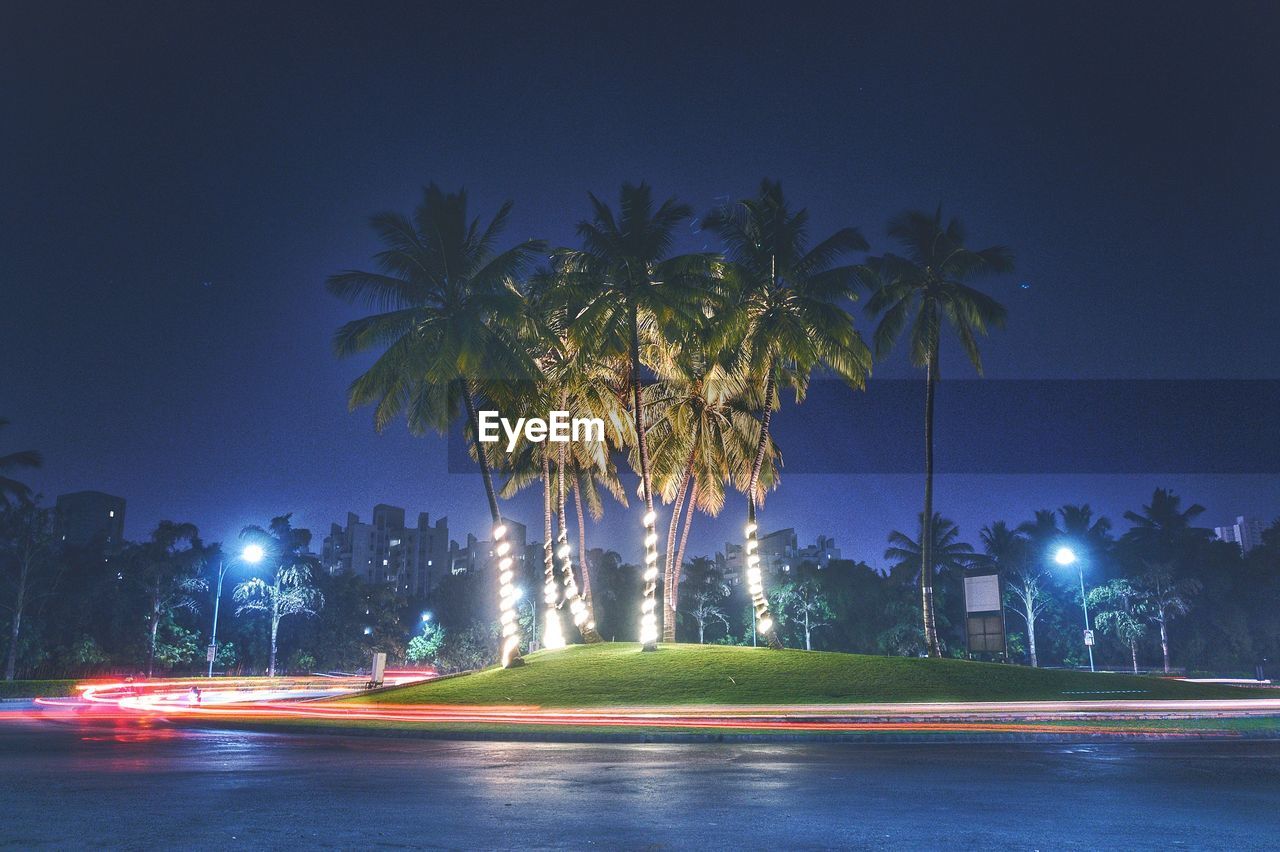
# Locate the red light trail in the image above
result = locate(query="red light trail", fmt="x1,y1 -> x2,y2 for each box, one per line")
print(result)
16,677 -> 1280,738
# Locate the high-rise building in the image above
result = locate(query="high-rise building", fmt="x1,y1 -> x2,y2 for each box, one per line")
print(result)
1214,516 -> 1265,554
719,528 -> 842,585
321,504 -> 449,598
797,534 -> 842,568
54,491 -> 126,550
448,519 -> 530,580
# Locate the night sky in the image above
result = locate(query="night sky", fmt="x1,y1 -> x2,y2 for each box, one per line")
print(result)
5,1 -> 1279,567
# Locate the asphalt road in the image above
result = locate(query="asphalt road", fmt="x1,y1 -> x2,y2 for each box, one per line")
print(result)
2,718 -> 1278,849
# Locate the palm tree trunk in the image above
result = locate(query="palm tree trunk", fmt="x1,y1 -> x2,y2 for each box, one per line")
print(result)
745,369 -> 783,650
462,381 -> 523,667
4,554 -> 29,681
571,467 -> 593,608
147,582 -> 161,677
670,479 -> 698,638
921,348 -> 941,658
1027,610 -> 1038,668
1160,619 -> 1170,673
631,307 -> 660,650
663,452 -> 695,643
1131,640 -> 1139,674
540,453 -> 565,650
268,575 -> 281,676
557,442 -> 601,643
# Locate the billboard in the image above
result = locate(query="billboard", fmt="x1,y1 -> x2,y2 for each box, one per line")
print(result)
964,574 -> 1001,613
964,572 -> 1005,656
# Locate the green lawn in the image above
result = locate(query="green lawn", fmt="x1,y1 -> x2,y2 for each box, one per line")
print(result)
352,643 -> 1256,707
0,679 -> 79,699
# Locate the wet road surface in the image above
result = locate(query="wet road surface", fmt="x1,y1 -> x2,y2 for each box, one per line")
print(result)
2,717 -> 1278,849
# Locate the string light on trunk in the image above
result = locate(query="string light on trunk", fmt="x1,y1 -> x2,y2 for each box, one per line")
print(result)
639,508 -> 659,646
494,524 -> 524,667
542,536 -> 566,651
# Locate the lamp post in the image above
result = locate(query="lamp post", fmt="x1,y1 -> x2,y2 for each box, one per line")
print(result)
208,543 -> 264,677
1055,545 -> 1094,673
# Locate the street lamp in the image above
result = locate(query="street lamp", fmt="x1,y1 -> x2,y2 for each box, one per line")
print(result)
208,543 -> 264,677
1054,545 -> 1095,673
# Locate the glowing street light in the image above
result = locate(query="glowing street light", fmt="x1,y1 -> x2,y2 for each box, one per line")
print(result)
1053,544 -> 1095,672
207,542 -> 267,677
420,612 -> 432,623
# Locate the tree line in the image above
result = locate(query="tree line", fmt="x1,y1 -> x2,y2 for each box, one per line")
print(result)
2,486 -> 1277,678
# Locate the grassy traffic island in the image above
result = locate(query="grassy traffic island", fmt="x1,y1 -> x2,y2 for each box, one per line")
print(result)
197,643 -> 1275,744
355,643 -> 1254,707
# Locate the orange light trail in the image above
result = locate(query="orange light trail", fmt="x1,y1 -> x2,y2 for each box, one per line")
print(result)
18,678 -> 1280,738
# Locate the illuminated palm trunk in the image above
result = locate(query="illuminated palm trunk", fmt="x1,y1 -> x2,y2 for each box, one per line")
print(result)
557,444 -> 602,642
631,308 -> 660,650
571,467 -> 594,610
541,454 -> 566,650
744,371 -> 783,649
463,383 -> 523,667
268,578 -> 281,677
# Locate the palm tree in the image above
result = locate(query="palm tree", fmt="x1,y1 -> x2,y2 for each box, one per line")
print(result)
327,184 -> 544,667
0,419 -> 42,505
1059,504 -> 1112,549
886,513 -> 977,655
497,275 -> 628,645
866,208 -> 1012,656
703,180 -> 872,649
557,182 -> 721,650
1,501 -> 56,680
234,515 -> 323,676
1122,488 -> 1210,563
490,379 -> 570,650
647,347 -> 763,642
1135,562 -> 1199,673
1087,579 -> 1148,673
981,521 -> 1045,666
130,520 -> 205,677
531,275 -> 627,643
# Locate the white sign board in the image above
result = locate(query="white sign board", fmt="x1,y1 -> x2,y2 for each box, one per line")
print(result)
1083,629 -> 1095,646
206,644 -> 217,663
964,574 -> 1001,613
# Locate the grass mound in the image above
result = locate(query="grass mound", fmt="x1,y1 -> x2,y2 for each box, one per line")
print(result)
354,643 -> 1252,707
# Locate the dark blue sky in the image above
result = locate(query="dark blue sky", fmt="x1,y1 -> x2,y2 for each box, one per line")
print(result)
4,1 -> 1279,565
